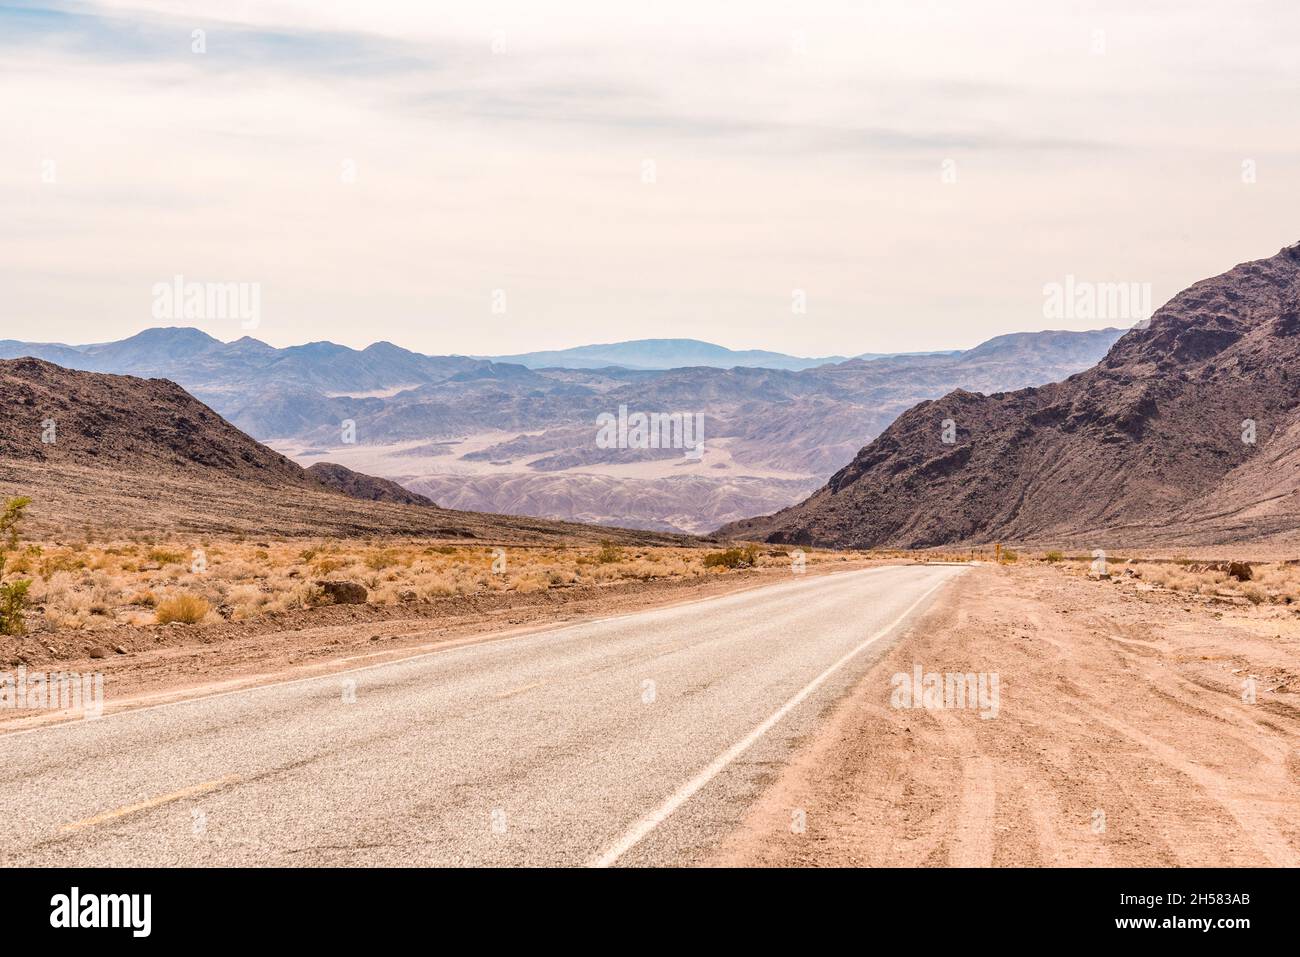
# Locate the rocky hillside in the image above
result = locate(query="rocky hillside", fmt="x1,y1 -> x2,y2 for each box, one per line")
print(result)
721,243 -> 1300,549
306,462 -> 436,507
0,357 -> 311,485
0,359 -> 685,544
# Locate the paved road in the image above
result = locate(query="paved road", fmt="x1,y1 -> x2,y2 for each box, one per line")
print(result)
0,564 -> 965,866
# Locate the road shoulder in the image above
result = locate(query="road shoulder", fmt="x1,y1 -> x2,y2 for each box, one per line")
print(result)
709,564 -> 1300,867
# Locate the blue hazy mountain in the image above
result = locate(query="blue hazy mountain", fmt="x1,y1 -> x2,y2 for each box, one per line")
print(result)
480,338 -> 953,371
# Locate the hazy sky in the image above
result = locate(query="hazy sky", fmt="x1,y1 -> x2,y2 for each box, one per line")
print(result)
3,0 -> 1298,356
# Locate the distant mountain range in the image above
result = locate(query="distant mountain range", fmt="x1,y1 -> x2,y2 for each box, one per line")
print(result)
723,243 -> 1300,549
0,327 -> 1125,534
479,338 -> 954,371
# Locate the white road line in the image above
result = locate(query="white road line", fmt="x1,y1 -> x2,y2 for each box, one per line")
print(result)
589,568 -> 962,867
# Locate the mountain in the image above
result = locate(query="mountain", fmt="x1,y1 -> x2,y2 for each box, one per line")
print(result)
0,326 -> 1125,534
427,327 -> 1127,476
0,356 -> 312,484
0,328 -> 485,419
0,358 -> 679,545
0,356 -> 430,507
305,462 -> 436,507
720,243 -> 1300,550
407,472 -> 821,536
481,338 -> 851,371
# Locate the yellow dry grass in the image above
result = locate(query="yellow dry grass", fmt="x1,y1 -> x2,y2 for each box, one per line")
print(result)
17,538 -> 860,632
154,593 -> 211,625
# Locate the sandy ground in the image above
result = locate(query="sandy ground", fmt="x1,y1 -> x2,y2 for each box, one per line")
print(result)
0,558 -> 879,729
711,563 -> 1300,867
279,434 -> 815,484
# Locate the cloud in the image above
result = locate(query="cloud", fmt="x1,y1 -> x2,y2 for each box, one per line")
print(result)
0,0 -> 456,74
2,0 -> 1298,356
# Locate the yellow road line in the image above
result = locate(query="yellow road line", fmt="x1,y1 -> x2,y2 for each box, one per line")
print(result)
493,680 -> 546,700
60,774 -> 242,833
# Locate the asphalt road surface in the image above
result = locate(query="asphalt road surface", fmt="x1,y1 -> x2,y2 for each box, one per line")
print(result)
0,563 -> 966,866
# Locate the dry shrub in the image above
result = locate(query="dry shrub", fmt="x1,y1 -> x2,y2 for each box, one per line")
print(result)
595,542 -> 625,564
265,582 -> 323,614
155,593 -> 210,625
622,560 -> 663,580
513,572 -> 550,594
703,545 -> 759,569
312,556 -> 345,576
1241,583 -> 1268,605
367,582 -> 400,605
420,579 -> 458,599
227,584 -> 268,620
214,559 -> 263,582
366,549 -> 403,571
5,550 -> 34,575
545,568 -> 577,586
39,551 -> 85,577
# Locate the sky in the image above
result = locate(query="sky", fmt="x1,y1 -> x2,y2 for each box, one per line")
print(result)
3,0 -> 1299,357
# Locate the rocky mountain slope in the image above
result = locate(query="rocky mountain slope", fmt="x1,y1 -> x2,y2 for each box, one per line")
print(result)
0,357 -> 313,485
721,243 -> 1300,549
0,359 -> 682,544
305,462 -> 436,507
